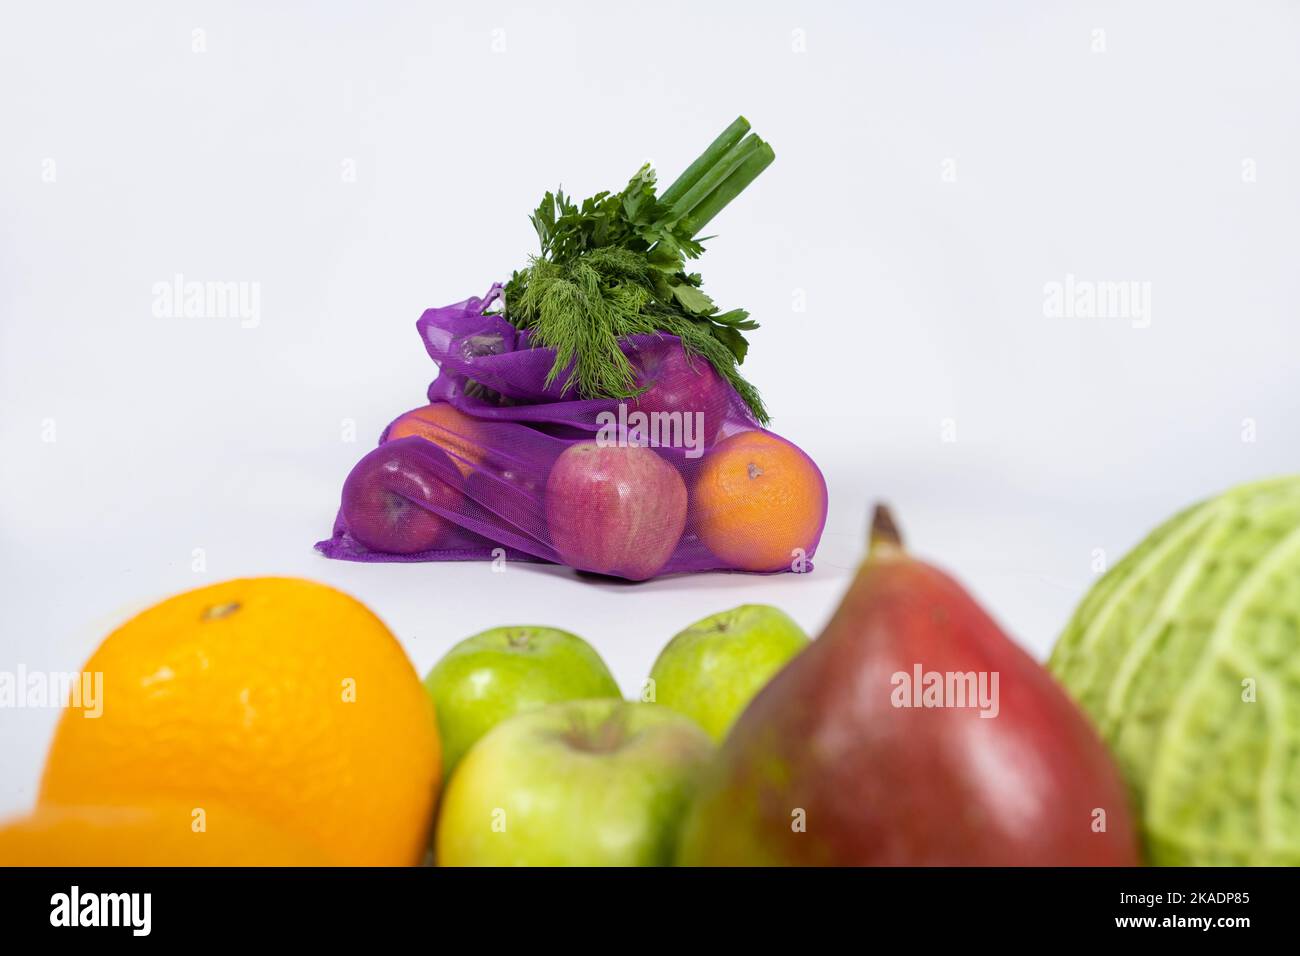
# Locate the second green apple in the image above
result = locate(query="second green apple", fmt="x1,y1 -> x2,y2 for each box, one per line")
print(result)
648,604 -> 810,740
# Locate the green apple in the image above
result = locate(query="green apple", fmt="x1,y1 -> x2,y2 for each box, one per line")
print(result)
435,699 -> 713,866
648,604 -> 809,740
423,626 -> 621,778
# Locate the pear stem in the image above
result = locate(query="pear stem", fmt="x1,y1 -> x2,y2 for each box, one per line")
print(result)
869,504 -> 904,556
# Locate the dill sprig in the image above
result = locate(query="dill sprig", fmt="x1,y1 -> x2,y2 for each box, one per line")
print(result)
502,117 -> 774,424
516,248 -> 768,422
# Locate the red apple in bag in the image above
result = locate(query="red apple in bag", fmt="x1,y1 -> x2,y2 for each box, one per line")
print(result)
341,440 -> 463,554
544,441 -> 687,580
629,342 -> 731,449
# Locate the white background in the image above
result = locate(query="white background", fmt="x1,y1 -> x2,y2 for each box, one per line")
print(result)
1,1 -> 1297,820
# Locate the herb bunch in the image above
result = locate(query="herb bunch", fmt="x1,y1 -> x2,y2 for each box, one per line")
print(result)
502,117 -> 774,423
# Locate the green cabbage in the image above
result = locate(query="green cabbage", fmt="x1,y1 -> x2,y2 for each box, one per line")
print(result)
1050,476 -> 1300,865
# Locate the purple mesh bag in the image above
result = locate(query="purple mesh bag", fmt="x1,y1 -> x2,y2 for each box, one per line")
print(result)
316,285 -> 827,580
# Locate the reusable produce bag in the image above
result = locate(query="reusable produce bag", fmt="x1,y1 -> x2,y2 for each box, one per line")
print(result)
317,286 -> 827,580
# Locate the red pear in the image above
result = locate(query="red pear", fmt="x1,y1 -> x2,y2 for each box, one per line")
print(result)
676,505 -> 1139,866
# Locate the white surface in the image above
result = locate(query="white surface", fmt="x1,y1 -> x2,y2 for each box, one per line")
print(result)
2,1 -> 1298,820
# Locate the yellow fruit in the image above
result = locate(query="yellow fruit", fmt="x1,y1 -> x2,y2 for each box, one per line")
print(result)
39,577 -> 440,866
0,802 -> 327,866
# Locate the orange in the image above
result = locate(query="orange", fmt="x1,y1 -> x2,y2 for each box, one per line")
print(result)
0,802 -> 327,866
386,403 -> 487,477
39,577 -> 440,866
692,430 -> 827,572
